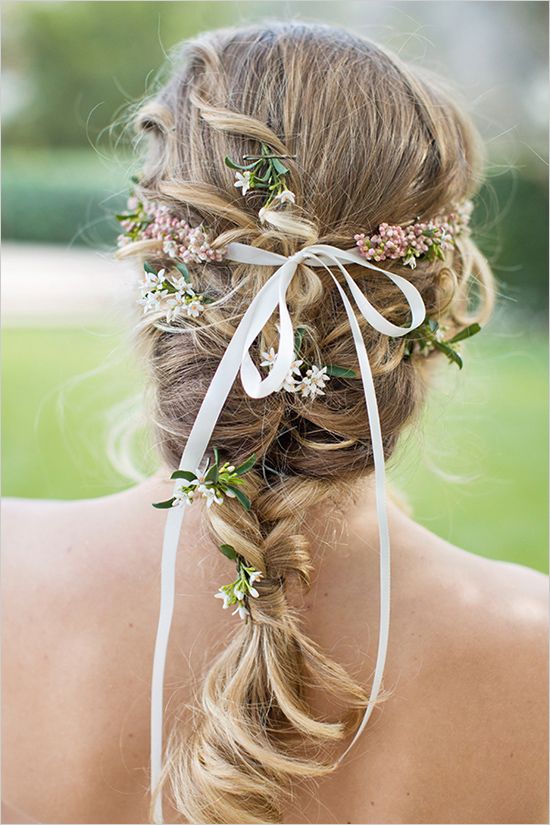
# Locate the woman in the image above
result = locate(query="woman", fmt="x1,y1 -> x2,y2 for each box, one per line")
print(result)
3,21 -> 548,825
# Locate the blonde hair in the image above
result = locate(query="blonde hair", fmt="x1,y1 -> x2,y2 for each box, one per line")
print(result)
116,20 -> 495,824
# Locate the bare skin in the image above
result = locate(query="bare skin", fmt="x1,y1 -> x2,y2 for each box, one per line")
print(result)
2,472 -> 548,825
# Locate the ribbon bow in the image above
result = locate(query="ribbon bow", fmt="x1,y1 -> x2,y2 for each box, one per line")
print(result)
151,241 -> 426,823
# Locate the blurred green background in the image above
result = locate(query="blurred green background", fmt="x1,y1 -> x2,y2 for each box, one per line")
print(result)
1,1 -> 548,573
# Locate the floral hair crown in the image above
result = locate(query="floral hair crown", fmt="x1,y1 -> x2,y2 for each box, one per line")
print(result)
116,162 -> 479,371
115,148 -> 482,824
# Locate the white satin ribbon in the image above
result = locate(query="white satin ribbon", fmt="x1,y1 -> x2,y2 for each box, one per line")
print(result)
150,242 -> 426,823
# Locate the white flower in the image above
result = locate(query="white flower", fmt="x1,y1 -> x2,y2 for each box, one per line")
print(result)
142,268 -> 166,291
249,570 -> 263,585
214,590 -> 231,609
234,171 -> 252,195
232,603 -> 249,620
185,299 -> 204,318
300,365 -> 330,398
171,276 -> 195,295
248,586 -> 259,599
165,291 -> 188,322
280,374 -> 299,393
163,240 -> 178,258
138,290 -> 167,314
260,348 -> 277,367
173,478 -> 197,505
199,486 -> 224,508
234,586 -> 244,601
273,189 -> 296,205
280,358 -> 304,391
434,327 -> 446,342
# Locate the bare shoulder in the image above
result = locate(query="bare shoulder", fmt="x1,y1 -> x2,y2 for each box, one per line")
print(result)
388,525 -> 549,823
1,492 -> 163,823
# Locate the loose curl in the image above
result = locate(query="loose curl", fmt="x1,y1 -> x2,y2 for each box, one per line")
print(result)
115,20 -> 495,824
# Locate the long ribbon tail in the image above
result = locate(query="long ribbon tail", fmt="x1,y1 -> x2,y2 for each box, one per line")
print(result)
151,502 -> 187,824
150,254 -> 296,824
305,252 -> 392,763
331,276 -> 391,763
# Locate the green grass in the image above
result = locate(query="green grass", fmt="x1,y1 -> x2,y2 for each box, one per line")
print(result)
2,324 -> 547,573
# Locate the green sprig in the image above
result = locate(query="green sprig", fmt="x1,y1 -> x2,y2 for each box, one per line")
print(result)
225,142 -> 295,208
153,449 -> 257,509
405,319 -> 482,368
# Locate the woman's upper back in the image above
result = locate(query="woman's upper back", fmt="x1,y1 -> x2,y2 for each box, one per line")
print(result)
2,479 -> 548,824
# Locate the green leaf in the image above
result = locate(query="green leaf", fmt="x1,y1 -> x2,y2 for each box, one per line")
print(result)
224,156 -> 256,172
219,544 -> 238,561
294,326 -> 306,356
115,212 -> 135,221
175,262 -> 190,282
130,174 -> 140,185
212,447 -> 220,469
324,365 -> 358,378
447,323 -> 481,344
204,463 -> 219,484
235,453 -> 257,476
152,497 -> 176,509
229,486 -> 252,510
170,470 -> 197,482
433,340 -> 463,369
224,155 -> 244,171
144,261 -> 157,275
271,158 -> 289,176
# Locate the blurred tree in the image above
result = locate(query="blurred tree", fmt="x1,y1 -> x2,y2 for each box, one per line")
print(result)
1,1 -> 240,148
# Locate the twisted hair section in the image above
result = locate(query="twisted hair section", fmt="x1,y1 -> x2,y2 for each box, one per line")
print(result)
117,20 -> 495,823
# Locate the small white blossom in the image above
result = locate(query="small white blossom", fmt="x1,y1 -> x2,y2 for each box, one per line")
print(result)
142,268 -> 166,290
163,240 -> 178,258
214,590 -> 231,609
288,358 -> 303,376
249,570 -> 263,585
200,486 -> 224,508
280,375 -> 298,392
138,290 -> 167,314
185,299 -> 204,318
171,276 -> 195,295
260,348 -> 277,367
234,171 -> 252,195
172,478 -> 197,505
300,365 -> 330,398
232,603 -> 249,620
248,586 -> 259,599
273,189 -> 296,205
165,291 -> 188,322
234,586 -> 244,601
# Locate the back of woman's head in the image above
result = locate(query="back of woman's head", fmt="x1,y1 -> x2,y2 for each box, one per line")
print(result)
117,20 -> 494,823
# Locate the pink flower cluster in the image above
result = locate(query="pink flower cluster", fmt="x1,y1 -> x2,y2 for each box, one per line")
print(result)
354,199 -> 473,269
117,196 -> 226,264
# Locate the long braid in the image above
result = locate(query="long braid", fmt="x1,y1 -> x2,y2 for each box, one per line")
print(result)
167,474 -> 369,823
